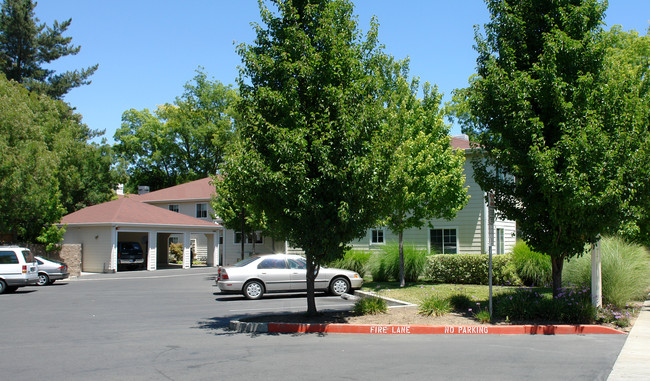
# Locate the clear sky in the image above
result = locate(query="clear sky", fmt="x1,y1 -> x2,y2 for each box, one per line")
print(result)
33,0 -> 650,142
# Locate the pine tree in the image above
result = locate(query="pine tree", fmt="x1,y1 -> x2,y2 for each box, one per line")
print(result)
0,0 -> 97,99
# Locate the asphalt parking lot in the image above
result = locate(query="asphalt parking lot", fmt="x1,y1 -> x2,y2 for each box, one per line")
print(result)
1,267 -> 627,380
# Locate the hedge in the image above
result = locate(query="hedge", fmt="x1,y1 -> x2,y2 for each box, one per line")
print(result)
425,254 -> 521,285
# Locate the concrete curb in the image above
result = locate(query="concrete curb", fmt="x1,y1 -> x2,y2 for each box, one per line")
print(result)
229,320 -> 624,335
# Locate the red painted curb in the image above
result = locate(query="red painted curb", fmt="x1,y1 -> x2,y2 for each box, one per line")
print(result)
267,323 -> 624,335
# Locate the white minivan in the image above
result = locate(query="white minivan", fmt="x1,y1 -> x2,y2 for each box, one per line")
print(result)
0,246 -> 39,294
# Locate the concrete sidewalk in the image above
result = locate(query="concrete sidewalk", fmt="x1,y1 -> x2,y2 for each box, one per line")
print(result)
608,297 -> 650,380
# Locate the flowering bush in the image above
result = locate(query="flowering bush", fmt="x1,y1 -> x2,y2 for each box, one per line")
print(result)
597,304 -> 636,328
493,285 -> 596,324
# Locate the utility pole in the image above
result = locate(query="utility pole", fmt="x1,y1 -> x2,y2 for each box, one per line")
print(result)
591,237 -> 602,308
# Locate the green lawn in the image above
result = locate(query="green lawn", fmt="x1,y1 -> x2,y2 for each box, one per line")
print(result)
362,281 -> 551,305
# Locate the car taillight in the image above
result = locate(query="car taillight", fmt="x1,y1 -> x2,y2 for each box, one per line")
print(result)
58,265 -> 66,271
22,265 -> 27,274
219,269 -> 229,280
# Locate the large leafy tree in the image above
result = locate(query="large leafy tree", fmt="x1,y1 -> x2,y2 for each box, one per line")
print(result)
600,27 -> 650,247
0,0 -> 98,99
0,74 -> 116,242
382,58 -> 468,287
456,0 -> 645,295
114,69 -> 238,192
222,0 -> 391,314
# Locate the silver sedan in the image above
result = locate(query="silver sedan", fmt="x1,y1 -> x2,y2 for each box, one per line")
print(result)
216,254 -> 363,299
35,256 -> 70,286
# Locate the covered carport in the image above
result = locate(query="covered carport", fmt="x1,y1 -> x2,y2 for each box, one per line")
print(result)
60,197 -> 222,272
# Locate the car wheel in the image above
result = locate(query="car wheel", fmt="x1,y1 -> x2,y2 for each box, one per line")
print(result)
329,277 -> 350,296
243,280 -> 264,300
37,273 -> 50,286
0,279 -> 6,294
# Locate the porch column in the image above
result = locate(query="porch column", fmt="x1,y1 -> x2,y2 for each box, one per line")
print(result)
109,226 -> 118,272
147,231 -> 157,271
183,232 -> 191,269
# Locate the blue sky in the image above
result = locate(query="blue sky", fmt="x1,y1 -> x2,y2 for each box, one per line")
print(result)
34,1 -> 650,142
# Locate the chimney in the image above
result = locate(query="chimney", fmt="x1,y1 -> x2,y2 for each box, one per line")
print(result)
138,186 -> 150,195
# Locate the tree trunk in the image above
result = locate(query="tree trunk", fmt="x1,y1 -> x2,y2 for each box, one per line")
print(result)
399,231 -> 405,288
551,256 -> 564,297
305,252 -> 318,315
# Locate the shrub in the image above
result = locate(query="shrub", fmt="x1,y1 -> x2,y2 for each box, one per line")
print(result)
419,295 -> 452,316
493,286 -> 595,324
353,296 -> 388,315
510,240 -> 552,286
169,243 -> 183,263
563,236 -> 650,309
448,293 -> 473,311
327,250 -> 371,278
474,309 -> 491,323
368,243 -> 428,282
425,254 -> 521,285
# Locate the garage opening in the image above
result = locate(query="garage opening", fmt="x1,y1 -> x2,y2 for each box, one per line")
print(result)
117,232 -> 148,271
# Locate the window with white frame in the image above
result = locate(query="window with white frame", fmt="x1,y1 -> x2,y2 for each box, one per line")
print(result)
430,228 -> 457,254
496,228 -> 505,254
196,203 -> 208,218
234,231 -> 263,244
168,204 -> 179,213
370,228 -> 385,244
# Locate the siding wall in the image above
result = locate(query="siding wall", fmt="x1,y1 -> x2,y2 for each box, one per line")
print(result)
350,156 -> 517,255
63,226 -> 112,272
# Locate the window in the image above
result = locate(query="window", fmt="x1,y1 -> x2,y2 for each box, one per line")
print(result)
196,203 -> 208,218
168,204 -> 179,213
234,231 -> 263,244
0,251 -> 18,264
370,228 -> 385,244
288,258 -> 306,269
430,228 -> 457,254
257,258 -> 287,269
496,228 -> 505,255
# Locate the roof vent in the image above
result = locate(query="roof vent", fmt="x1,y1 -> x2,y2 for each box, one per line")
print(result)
138,186 -> 150,195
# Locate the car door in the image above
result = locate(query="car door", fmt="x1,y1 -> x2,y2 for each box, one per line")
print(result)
289,258 -> 330,290
288,258 -> 307,290
256,257 -> 291,291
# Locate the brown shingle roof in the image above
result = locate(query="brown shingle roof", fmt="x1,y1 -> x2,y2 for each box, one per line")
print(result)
60,197 -> 220,228
451,136 -> 473,150
134,177 -> 215,203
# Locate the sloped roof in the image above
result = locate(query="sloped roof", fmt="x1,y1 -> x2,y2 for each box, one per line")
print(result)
60,197 -> 220,228
134,177 -> 215,203
451,136 -> 473,150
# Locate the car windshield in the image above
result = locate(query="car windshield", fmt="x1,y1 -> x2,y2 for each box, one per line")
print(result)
232,257 -> 260,267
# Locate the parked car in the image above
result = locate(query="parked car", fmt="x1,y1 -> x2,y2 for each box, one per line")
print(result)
35,256 -> 70,286
117,242 -> 145,269
0,246 -> 39,294
216,254 -> 363,299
